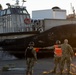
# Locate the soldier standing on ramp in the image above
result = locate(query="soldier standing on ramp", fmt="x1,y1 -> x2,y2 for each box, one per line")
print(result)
25,42 -> 37,75
60,39 -> 74,75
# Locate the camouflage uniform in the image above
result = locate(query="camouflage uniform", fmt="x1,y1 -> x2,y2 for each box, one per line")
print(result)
25,42 -> 37,75
60,43 -> 74,74
53,52 -> 61,73
45,40 -> 62,73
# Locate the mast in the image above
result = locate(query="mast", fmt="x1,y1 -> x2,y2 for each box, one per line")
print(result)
70,3 -> 75,17
15,0 -> 26,6
22,0 -> 26,6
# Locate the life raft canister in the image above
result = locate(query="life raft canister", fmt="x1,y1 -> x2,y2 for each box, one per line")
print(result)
24,18 -> 31,24
54,45 -> 62,57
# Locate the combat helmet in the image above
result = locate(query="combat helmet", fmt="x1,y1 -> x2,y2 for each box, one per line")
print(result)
56,40 -> 61,44
29,41 -> 34,46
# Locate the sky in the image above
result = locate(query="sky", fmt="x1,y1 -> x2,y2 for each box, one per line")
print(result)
0,0 -> 76,17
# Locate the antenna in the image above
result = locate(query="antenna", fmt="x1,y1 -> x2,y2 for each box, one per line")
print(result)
70,3 -> 75,15
15,0 -> 19,6
22,0 -> 26,6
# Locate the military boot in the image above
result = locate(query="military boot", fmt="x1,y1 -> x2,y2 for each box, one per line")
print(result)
59,67 -> 62,74
30,70 -> 33,75
50,69 -> 56,73
26,71 -> 30,75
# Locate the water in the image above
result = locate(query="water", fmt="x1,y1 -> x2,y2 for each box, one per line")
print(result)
0,47 -> 17,60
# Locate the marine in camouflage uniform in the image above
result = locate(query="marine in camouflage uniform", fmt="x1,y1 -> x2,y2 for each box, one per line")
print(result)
60,39 -> 74,74
25,42 -> 37,75
51,40 -> 62,73
44,40 -> 62,73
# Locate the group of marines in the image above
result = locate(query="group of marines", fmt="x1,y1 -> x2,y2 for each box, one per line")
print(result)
25,39 -> 74,75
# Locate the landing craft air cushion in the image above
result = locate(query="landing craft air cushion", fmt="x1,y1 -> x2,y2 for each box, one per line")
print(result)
0,0 -> 76,58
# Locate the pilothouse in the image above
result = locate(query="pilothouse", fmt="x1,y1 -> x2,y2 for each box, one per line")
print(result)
0,0 -> 32,34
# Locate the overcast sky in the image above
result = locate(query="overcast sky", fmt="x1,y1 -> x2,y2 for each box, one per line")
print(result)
1,0 -> 76,17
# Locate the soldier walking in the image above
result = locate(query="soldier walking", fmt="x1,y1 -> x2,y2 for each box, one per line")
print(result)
25,42 -> 37,75
60,39 -> 74,75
